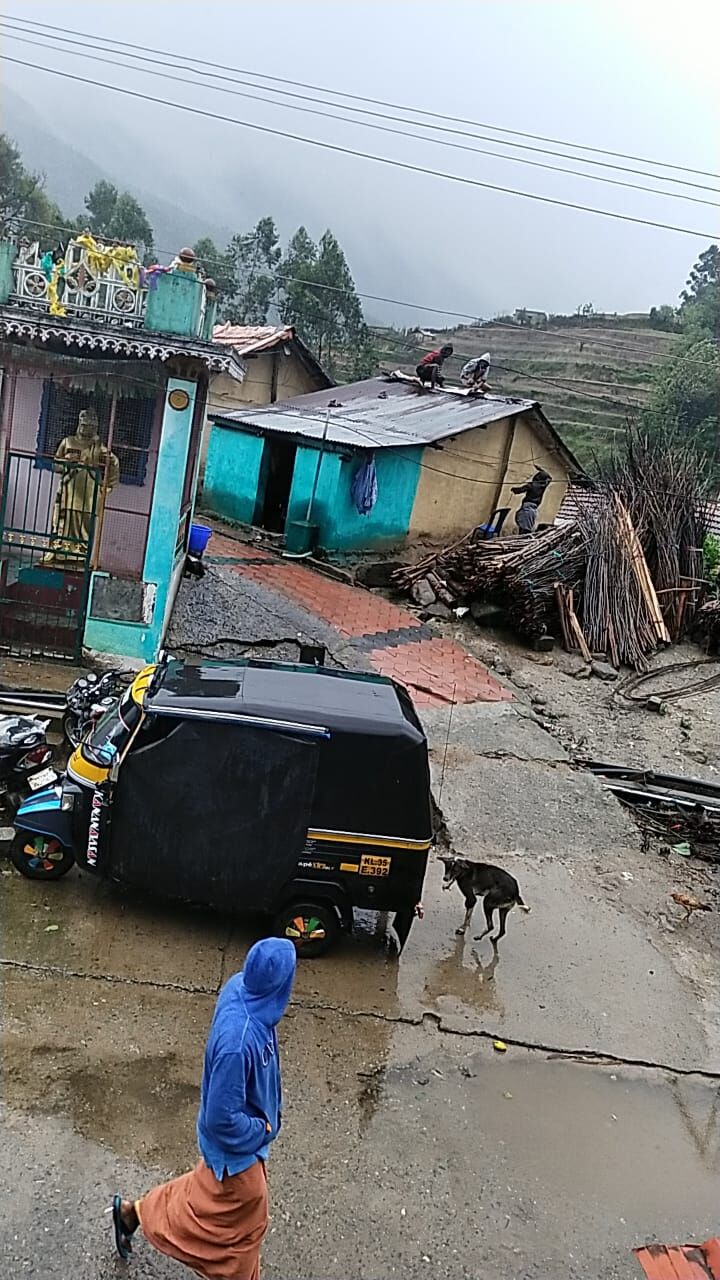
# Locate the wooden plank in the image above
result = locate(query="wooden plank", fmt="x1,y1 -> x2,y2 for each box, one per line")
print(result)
554,583 -> 573,652
566,587 -> 592,663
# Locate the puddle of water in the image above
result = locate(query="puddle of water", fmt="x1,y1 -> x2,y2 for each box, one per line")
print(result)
361,1051 -> 720,1255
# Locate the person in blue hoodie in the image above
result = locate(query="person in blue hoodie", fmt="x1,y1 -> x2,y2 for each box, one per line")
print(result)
112,937 -> 297,1279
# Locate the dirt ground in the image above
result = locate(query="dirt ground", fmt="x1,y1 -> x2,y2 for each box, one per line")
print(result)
395,607 -> 720,779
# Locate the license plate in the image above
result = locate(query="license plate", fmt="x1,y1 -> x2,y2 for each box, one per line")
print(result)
28,767 -> 58,791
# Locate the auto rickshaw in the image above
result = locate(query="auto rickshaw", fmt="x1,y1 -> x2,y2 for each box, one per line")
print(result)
11,655 -> 433,956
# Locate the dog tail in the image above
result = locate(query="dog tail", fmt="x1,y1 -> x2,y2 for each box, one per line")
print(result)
518,899 -> 531,913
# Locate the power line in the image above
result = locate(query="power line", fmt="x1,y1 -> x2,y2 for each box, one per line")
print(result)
2,23 -> 719,206
3,54 -> 719,243
2,8 -> 717,184
11,213 -> 713,375
5,211 -> 707,364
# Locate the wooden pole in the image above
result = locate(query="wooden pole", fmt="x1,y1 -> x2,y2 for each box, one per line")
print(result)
612,495 -> 670,645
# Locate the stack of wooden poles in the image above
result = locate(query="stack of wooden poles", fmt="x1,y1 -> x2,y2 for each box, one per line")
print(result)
569,494 -> 670,670
393,496 -> 677,669
393,524 -> 586,640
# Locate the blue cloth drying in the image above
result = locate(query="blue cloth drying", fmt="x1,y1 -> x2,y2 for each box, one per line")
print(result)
351,455 -> 378,516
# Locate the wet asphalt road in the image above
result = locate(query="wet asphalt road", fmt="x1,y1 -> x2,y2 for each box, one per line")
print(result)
2,695 -> 719,1279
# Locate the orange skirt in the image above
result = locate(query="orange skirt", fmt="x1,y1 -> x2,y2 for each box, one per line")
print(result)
138,1158 -> 268,1280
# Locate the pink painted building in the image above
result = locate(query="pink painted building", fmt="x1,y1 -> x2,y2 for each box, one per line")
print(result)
0,235 -> 243,662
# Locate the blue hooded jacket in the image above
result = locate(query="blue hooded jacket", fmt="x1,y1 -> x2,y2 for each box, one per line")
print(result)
197,938 -> 297,1180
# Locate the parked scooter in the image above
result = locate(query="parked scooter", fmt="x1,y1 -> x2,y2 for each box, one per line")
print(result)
0,715 -> 56,819
63,671 -> 125,748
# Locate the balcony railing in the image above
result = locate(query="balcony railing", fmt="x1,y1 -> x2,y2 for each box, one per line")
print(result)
10,235 -> 147,327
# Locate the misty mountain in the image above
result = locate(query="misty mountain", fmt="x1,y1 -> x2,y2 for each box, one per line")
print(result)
3,85 -> 235,256
2,80 -> 468,326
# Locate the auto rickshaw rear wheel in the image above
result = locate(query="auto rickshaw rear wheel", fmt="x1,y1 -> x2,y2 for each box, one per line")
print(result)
274,900 -> 340,958
10,831 -> 75,880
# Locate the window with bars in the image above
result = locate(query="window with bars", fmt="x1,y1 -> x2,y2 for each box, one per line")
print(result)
36,383 -> 156,486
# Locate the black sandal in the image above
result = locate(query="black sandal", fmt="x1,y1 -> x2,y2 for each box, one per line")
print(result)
112,1195 -> 137,1260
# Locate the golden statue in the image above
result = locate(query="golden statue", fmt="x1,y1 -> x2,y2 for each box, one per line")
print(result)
43,408 -> 119,568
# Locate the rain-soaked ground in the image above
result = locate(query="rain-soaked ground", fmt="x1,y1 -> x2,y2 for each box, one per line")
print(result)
1,816 -> 718,1279
1,629 -> 719,1275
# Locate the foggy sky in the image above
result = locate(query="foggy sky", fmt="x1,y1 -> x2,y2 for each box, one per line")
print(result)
2,0 -> 718,326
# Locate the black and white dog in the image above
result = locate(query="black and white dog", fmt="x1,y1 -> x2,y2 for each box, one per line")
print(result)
440,854 -> 530,943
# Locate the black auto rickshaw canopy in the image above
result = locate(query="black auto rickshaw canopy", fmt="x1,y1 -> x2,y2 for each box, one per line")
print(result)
99,658 -> 432,915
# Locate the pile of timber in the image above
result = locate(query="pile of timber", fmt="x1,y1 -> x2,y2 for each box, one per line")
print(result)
394,494 -> 673,669
393,524 -> 586,640
568,494 -> 671,670
602,426 -> 709,641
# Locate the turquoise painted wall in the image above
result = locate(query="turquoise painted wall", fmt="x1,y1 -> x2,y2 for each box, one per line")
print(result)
286,446 -> 342,534
83,378 -> 197,662
0,240 -> 17,304
203,424 -> 265,524
331,449 -> 422,549
144,271 -> 204,337
286,444 -> 422,551
83,612 -> 156,662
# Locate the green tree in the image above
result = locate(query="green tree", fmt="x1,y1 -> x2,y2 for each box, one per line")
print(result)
648,304 -> 678,332
193,236 -> 235,301
280,229 -> 372,376
224,216 -> 281,323
0,134 -> 42,233
681,244 -> 720,305
279,225 -> 319,328
82,180 -> 154,259
679,244 -> 720,338
643,336 -> 720,466
0,133 -> 69,248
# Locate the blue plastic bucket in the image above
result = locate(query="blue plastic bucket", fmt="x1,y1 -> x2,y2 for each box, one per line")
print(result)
188,522 -> 212,556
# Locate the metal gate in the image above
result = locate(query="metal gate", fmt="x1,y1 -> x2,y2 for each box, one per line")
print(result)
0,449 -> 100,661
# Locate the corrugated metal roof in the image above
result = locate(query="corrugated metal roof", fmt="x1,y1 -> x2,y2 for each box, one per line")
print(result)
213,323 -> 295,356
210,375 -> 540,450
634,1237 -> 720,1278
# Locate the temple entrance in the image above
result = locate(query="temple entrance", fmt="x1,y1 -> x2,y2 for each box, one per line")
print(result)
0,449 -> 99,661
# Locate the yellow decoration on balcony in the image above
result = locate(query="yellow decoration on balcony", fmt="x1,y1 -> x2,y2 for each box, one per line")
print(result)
74,232 -> 141,288
47,260 -> 67,316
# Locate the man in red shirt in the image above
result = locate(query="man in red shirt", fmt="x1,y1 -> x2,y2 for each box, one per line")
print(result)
416,344 -> 454,388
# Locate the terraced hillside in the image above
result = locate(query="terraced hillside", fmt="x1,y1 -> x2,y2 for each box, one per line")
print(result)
372,320 -> 676,470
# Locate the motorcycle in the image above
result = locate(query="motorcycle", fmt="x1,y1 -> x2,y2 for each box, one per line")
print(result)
63,671 -> 125,748
0,715 -> 56,820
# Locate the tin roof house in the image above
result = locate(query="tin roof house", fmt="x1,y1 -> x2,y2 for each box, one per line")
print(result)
203,375 -> 581,554
0,234 -> 243,663
198,322 -> 332,482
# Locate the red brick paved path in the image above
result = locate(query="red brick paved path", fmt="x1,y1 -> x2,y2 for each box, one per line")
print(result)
208,533 -> 510,708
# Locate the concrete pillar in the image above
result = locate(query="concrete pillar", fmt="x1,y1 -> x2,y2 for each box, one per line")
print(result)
0,241 -> 17,305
